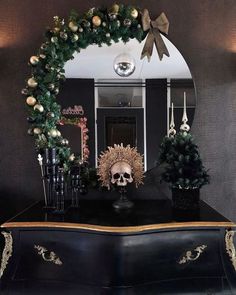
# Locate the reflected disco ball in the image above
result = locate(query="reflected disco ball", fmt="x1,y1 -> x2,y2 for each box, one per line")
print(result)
113,53 -> 136,77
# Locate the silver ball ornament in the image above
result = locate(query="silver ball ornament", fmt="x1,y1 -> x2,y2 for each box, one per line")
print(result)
51,36 -> 58,43
71,34 -> 79,42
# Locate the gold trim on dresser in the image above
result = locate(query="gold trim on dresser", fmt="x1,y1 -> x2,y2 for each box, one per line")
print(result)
0,231 -> 13,278
178,245 -> 207,264
1,221 -> 235,233
225,229 -> 236,271
34,245 -> 62,266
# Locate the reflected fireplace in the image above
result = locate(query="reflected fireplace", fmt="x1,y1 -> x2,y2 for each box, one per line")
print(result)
106,116 -> 137,148
97,108 -> 144,163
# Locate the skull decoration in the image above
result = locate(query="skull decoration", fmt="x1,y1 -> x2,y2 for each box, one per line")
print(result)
111,161 -> 133,187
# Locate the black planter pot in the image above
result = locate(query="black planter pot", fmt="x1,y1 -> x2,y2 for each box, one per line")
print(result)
172,188 -> 200,210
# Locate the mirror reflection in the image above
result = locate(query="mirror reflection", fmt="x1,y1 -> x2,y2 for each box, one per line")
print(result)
58,36 -> 196,170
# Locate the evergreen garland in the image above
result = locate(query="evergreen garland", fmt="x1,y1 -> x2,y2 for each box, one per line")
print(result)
23,4 -> 146,171
158,132 -> 210,189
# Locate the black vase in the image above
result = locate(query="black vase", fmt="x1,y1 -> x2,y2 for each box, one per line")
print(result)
172,188 -> 200,210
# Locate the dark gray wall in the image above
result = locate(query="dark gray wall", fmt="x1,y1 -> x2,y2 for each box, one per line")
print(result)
0,0 -> 236,221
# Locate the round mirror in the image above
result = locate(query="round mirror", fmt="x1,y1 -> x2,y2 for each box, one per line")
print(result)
61,37 -> 196,170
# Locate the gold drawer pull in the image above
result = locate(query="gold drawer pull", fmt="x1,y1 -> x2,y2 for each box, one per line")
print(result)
34,245 -> 62,266
225,230 -> 236,271
0,231 -> 13,278
178,245 -> 207,264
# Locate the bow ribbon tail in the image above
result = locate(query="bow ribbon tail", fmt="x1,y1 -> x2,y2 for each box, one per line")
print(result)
152,28 -> 170,60
141,31 -> 155,62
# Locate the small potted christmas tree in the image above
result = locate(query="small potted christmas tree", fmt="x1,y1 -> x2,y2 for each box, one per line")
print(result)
158,97 -> 209,210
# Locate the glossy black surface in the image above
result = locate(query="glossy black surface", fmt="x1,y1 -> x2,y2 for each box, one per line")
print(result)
4,197 -> 229,227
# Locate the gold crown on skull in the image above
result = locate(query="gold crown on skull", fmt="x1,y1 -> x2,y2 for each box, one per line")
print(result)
97,144 -> 144,189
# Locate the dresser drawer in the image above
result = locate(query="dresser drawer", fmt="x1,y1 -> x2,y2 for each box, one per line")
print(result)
13,228 -> 224,287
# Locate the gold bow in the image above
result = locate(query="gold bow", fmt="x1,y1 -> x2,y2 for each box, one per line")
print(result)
141,9 -> 170,62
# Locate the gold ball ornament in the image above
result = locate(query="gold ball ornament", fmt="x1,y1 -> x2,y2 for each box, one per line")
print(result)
69,21 -> 78,32
49,129 -> 59,138
53,27 -> 60,33
30,56 -> 39,65
56,130 -> 61,137
33,104 -> 44,113
33,128 -> 42,135
26,96 -> 37,106
131,8 -> 138,19
27,77 -> 38,88
110,4 -> 119,14
92,16 -> 101,27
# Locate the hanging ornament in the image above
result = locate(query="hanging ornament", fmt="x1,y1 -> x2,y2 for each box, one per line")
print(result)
34,104 -> 44,113
69,21 -> 78,32
113,53 -> 136,77
57,130 -> 61,137
27,77 -> 38,88
49,129 -> 59,138
30,56 -> 39,65
26,96 -> 37,106
78,27 -> 83,33
130,8 -> 138,19
137,24 -> 141,29
51,36 -> 58,43
110,4 -> 119,14
102,22 -> 106,27
123,19 -> 132,27
92,16 -> 101,27
33,128 -> 42,135
106,33 -> 111,38
116,20 -> 121,27
71,33 -> 79,42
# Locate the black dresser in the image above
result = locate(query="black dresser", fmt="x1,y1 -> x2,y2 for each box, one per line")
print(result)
0,198 -> 236,294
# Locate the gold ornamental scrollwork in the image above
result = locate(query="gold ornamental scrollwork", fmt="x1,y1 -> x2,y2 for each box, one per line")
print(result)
225,230 -> 236,271
34,245 -> 62,266
0,231 -> 13,278
178,245 -> 207,264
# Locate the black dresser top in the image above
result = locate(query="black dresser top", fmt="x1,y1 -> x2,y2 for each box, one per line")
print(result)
1,197 -> 234,231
